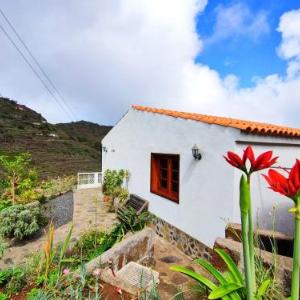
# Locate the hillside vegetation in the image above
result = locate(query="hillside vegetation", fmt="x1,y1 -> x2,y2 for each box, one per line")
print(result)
0,97 -> 112,178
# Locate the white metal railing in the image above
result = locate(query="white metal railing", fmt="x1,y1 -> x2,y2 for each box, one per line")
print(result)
77,172 -> 102,189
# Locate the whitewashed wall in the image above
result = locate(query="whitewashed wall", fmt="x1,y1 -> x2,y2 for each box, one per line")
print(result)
102,109 -> 240,247
233,135 -> 300,236
102,108 -> 300,247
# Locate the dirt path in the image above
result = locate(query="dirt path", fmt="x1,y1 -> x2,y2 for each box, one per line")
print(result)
0,188 -> 117,269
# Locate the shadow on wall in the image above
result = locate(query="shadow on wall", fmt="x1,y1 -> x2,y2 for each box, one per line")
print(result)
182,159 -> 198,183
257,201 -> 294,236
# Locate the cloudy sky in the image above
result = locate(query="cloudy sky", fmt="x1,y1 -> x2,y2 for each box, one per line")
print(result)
0,1 -> 300,126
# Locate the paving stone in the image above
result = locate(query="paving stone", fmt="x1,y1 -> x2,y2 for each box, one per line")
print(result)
0,188 -> 117,269
159,255 -> 182,264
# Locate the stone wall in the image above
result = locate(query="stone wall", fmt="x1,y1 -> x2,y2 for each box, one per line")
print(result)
84,227 -> 156,296
42,191 -> 74,227
151,215 -> 212,260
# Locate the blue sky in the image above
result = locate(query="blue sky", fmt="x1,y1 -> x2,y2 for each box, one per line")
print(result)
196,0 -> 299,87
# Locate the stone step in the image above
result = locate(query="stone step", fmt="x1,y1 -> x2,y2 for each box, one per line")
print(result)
225,223 -> 293,257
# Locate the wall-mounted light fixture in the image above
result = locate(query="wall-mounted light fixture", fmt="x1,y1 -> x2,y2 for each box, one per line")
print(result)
102,146 -> 108,153
192,144 -> 202,160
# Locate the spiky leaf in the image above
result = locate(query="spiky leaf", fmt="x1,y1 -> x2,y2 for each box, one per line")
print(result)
215,249 -> 244,286
170,265 -> 217,290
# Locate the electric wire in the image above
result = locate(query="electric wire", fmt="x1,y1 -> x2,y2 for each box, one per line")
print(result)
0,11 -> 76,121
0,8 -> 77,121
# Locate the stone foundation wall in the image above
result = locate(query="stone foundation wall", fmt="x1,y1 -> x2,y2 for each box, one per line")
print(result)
151,216 -> 212,260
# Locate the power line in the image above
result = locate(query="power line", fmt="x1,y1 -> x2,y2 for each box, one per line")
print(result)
0,8 -> 77,121
0,22 -> 73,120
0,11 -> 76,121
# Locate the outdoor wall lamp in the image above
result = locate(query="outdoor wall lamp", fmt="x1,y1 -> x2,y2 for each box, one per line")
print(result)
102,146 -> 108,153
192,144 -> 202,160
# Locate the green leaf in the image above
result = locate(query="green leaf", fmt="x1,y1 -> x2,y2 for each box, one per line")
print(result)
195,258 -> 228,284
257,279 -> 271,296
208,283 -> 243,299
170,265 -> 217,290
195,259 -> 240,300
59,224 -> 73,263
215,249 -> 244,286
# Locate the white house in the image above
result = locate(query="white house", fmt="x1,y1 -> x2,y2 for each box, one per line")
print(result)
102,105 -> 300,248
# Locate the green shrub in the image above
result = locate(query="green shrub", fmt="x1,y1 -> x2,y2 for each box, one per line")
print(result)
117,206 -> 153,232
0,200 -> 11,212
0,266 -> 26,294
74,229 -> 107,252
0,292 -> 9,300
0,236 -> 7,259
17,170 -> 38,195
6,266 -> 26,294
40,176 -> 76,200
18,189 -> 40,204
0,268 -> 12,286
0,205 -> 44,240
73,229 -> 108,262
112,186 -> 129,202
0,153 -> 32,204
102,169 -> 127,196
27,288 -> 53,300
72,225 -> 126,263
0,179 -> 9,196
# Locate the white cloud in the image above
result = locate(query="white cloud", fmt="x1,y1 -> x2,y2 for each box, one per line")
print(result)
0,1 -> 300,128
205,2 -> 270,45
277,9 -> 300,78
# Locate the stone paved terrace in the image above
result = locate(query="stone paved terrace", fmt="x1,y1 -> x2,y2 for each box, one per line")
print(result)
154,236 -> 209,299
0,188 -> 117,268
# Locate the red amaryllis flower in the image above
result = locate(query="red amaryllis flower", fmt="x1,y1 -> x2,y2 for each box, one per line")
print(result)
224,145 -> 277,174
262,160 -> 300,201
250,150 -> 278,172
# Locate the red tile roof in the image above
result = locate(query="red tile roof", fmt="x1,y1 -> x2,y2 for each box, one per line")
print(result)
132,105 -> 300,138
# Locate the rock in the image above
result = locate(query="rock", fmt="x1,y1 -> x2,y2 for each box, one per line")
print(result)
225,223 -> 294,257
42,191 -> 74,228
84,228 -> 156,296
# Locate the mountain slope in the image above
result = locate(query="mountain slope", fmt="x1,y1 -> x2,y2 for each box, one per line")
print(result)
0,97 -> 112,178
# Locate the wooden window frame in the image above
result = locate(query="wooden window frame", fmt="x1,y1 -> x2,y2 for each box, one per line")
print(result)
150,153 -> 180,203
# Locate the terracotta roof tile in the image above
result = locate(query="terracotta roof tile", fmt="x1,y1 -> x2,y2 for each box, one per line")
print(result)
132,105 -> 300,138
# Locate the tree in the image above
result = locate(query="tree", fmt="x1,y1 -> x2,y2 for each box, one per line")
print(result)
0,153 -> 31,204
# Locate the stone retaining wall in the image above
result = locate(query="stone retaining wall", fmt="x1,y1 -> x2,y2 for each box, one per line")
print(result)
42,191 -> 74,227
151,215 -> 212,260
84,227 -> 156,296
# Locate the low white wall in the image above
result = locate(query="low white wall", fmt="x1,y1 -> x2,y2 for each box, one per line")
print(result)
102,109 -> 239,247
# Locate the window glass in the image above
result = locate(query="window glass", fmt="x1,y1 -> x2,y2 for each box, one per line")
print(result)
151,153 -> 180,203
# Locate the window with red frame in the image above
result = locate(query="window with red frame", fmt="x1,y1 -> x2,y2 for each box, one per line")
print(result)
150,153 -> 179,203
